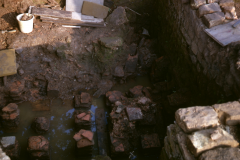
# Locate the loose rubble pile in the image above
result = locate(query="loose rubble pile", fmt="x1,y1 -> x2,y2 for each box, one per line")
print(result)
31,117 -> 50,134
0,136 -> 19,160
185,0 -> 238,28
73,129 -> 94,156
1,103 -> 20,129
160,101 -> 240,160
106,86 -> 161,157
27,136 -> 50,160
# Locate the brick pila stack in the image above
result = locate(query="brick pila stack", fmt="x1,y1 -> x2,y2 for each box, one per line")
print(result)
74,111 -> 91,129
27,136 -> 50,160
74,92 -> 92,108
73,129 -> 94,156
1,103 -> 20,129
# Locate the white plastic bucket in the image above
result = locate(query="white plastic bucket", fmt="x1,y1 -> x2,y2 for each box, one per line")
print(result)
16,14 -> 34,33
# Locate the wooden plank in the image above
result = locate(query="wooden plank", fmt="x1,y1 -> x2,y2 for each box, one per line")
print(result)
32,7 -> 72,19
95,108 -> 109,156
204,20 -> 240,47
41,17 -> 106,27
66,0 -> 104,13
31,7 -> 82,20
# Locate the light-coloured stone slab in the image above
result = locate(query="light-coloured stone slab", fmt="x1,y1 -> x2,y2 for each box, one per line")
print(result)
1,136 -> 16,148
187,127 -> 239,156
198,3 -> 222,17
175,106 -> 219,133
212,101 -> 240,125
199,147 -> 240,160
66,0 -> 104,13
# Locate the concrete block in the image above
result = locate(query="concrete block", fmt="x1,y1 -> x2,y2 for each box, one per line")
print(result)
202,12 -> 225,28
198,3 -> 222,17
188,127 -> 239,156
175,106 -> 219,133
82,1 -> 109,19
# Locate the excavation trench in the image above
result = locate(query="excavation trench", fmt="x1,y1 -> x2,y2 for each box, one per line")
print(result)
1,0 -> 239,159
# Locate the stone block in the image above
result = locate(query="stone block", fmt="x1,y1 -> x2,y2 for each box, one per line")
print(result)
99,37 -> 123,49
190,0 -> 206,9
126,107 -> 143,121
202,12 -> 225,28
198,3 -> 222,17
212,101 -> 240,125
225,12 -> 237,20
175,106 -> 219,133
199,147 -> 240,160
222,6 -> 237,19
187,127 -> 239,156
219,0 -> 234,7
106,6 -> 128,25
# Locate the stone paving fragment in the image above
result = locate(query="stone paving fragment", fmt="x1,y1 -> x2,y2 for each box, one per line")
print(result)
191,0 -> 206,9
212,101 -> 240,125
203,12 -> 225,28
1,137 -> 16,149
126,107 -> 143,121
187,127 -> 239,156
175,106 -> 219,133
199,147 -> 240,160
198,3 -> 222,17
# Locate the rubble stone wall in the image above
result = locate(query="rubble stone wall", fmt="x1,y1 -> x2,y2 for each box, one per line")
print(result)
158,0 -> 240,101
